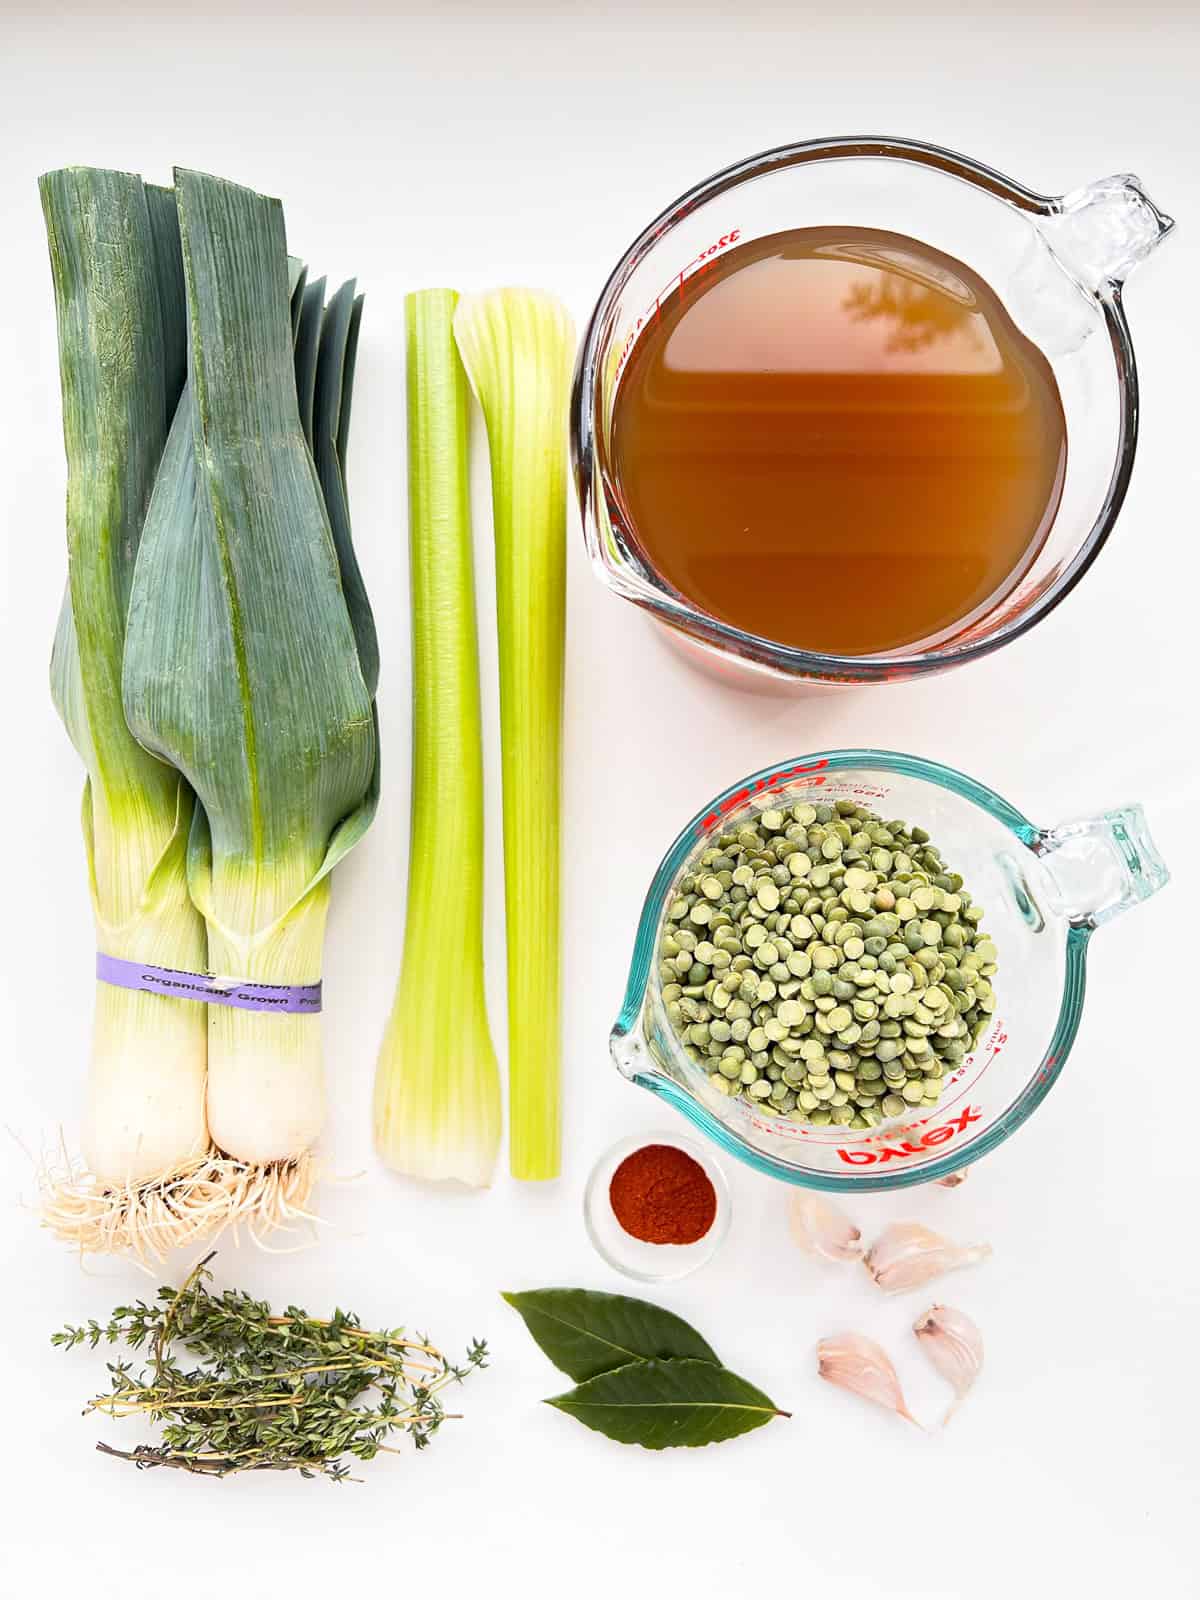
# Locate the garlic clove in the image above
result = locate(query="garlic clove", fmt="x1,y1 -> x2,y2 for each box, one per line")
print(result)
817,1332 -> 922,1427
788,1191 -> 863,1262
935,1170 -> 968,1188
914,1304 -> 984,1424
863,1221 -> 991,1293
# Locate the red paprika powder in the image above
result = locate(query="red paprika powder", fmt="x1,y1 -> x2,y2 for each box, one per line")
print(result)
608,1143 -> 717,1245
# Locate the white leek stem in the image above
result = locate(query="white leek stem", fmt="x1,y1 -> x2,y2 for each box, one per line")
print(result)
83,783 -> 210,1188
83,985 -> 208,1186
204,877 -> 330,1167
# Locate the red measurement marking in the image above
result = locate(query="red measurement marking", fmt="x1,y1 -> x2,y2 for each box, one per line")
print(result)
748,1112 -> 810,1139
614,229 -> 742,384
698,759 -> 830,835
822,782 -> 890,802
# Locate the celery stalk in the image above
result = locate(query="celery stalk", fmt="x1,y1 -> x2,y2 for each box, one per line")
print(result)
454,290 -> 574,1181
373,290 -> 501,1186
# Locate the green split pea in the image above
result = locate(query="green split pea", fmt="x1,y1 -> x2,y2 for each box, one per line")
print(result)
657,797 -> 998,1130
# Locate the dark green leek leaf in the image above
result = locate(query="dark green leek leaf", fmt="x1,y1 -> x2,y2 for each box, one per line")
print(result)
123,169 -> 376,933
337,292 -> 364,467
503,1287 -> 719,1381
546,1359 -> 786,1450
41,167 -> 200,954
284,265 -> 378,698
41,168 -> 185,794
145,183 -> 187,414
294,275 -> 325,447
288,257 -> 308,340
313,277 -> 378,695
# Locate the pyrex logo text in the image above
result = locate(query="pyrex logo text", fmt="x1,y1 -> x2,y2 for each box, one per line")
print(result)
836,1106 -> 982,1165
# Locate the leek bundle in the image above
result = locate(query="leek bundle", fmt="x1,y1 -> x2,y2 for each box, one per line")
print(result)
40,169 -> 212,1252
454,290 -> 574,1181
41,168 -> 376,1257
123,171 -> 377,1182
373,290 -> 501,1186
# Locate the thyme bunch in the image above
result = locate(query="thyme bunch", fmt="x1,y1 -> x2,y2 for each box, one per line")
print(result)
53,1254 -> 487,1481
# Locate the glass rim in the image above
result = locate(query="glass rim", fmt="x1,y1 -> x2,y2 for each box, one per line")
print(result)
571,133 -> 1139,683
611,748 -> 1092,1191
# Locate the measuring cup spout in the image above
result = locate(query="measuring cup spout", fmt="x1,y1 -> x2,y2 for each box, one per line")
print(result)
1039,175 -> 1175,297
611,1025 -> 654,1083
1031,804 -> 1169,929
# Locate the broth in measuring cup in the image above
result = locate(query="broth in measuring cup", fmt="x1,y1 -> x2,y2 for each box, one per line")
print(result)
605,226 -> 1067,657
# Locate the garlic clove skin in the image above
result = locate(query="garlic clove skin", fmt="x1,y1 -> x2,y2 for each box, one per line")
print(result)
935,1170 -> 968,1188
864,1221 -> 991,1293
817,1332 -> 922,1427
788,1191 -> 863,1262
914,1304 -> 984,1424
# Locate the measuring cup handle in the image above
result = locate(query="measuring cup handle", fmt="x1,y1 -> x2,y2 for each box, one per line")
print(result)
1031,804 -> 1169,928
1039,175 -> 1175,297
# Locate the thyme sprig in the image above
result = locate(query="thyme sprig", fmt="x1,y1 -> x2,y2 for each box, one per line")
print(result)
53,1253 -> 487,1481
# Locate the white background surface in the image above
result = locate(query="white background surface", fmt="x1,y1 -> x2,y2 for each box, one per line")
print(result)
2,3 -> 1198,1596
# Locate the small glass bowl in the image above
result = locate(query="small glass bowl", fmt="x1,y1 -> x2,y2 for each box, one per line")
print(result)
583,1130 -> 731,1282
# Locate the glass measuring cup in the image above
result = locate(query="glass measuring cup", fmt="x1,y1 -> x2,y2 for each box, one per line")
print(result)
611,751 -> 1168,1190
572,136 -> 1175,688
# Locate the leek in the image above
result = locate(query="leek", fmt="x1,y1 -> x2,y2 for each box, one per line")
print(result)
40,169 -> 210,1242
453,290 -> 574,1181
373,289 -> 501,1186
123,171 -> 377,1177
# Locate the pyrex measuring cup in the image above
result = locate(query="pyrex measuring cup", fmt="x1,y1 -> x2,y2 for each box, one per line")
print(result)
572,136 -> 1174,688
612,752 -> 1168,1190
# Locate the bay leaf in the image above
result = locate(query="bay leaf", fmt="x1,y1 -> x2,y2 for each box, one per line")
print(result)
545,1358 -> 787,1449
502,1288 -> 719,1382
